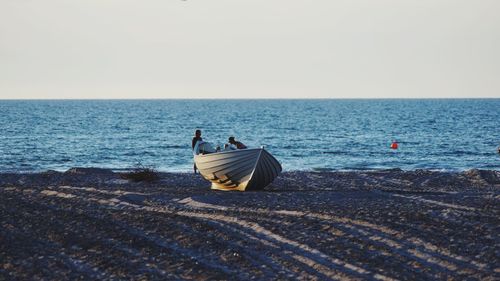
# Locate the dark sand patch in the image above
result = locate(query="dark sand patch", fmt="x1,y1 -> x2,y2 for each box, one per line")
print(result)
1,169 -> 499,280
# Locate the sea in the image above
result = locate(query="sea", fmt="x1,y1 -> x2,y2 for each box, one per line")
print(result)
0,99 -> 499,173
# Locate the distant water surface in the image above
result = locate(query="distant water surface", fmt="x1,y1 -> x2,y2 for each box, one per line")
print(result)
0,99 -> 499,172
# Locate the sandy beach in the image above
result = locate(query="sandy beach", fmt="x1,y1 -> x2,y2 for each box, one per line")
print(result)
1,168 -> 499,280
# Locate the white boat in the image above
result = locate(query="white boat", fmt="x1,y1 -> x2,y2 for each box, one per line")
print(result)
193,141 -> 282,191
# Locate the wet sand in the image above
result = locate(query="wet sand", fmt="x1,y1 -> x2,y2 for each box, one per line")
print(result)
1,168 -> 499,280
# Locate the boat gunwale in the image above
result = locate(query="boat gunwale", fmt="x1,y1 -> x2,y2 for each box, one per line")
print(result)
194,147 -> 263,158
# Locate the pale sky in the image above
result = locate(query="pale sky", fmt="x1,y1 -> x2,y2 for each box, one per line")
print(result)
1,0 -> 499,99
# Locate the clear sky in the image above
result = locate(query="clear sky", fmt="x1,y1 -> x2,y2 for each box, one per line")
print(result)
1,0 -> 499,99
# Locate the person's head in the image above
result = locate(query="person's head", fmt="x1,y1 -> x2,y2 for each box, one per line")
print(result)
228,136 -> 235,144
195,129 -> 201,137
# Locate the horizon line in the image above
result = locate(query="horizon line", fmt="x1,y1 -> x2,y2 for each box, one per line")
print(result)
1,97 -> 499,101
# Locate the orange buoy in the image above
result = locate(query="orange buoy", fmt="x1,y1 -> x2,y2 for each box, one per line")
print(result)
390,141 -> 398,149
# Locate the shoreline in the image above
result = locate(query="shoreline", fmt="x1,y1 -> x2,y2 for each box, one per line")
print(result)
2,165 -> 499,175
1,168 -> 499,279
1,167 -> 499,190
1,166 -> 499,175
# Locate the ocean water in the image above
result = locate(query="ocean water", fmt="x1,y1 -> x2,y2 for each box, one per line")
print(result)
0,99 -> 499,172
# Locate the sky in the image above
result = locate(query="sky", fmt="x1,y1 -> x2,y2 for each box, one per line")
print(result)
1,0 -> 499,99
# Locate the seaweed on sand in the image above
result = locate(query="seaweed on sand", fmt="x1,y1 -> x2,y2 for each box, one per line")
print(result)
120,165 -> 159,183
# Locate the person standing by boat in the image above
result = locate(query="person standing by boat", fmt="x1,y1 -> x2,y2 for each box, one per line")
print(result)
192,130 -> 202,173
228,136 -> 247,149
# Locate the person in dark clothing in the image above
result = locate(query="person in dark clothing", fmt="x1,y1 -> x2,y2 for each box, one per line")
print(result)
192,130 -> 202,149
192,130 -> 202,173
228,136 -> 247,149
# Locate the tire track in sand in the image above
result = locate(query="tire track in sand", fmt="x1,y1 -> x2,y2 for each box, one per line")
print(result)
7,187 -> 243,279
179,196 -> 489,276
41,187 -> 300,278
228,210 -> 466,279
31,186 -> 492,279
37,186 -> 390,280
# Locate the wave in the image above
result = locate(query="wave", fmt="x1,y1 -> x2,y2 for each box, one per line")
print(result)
154,145 -> 186,149
322,151 -> 345,155
311,167 -> 334,172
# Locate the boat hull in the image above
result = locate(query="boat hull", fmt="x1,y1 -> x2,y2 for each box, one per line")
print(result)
194,148 -> 282,191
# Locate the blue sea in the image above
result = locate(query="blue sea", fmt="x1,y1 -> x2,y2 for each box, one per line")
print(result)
0,99 -> 499,172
